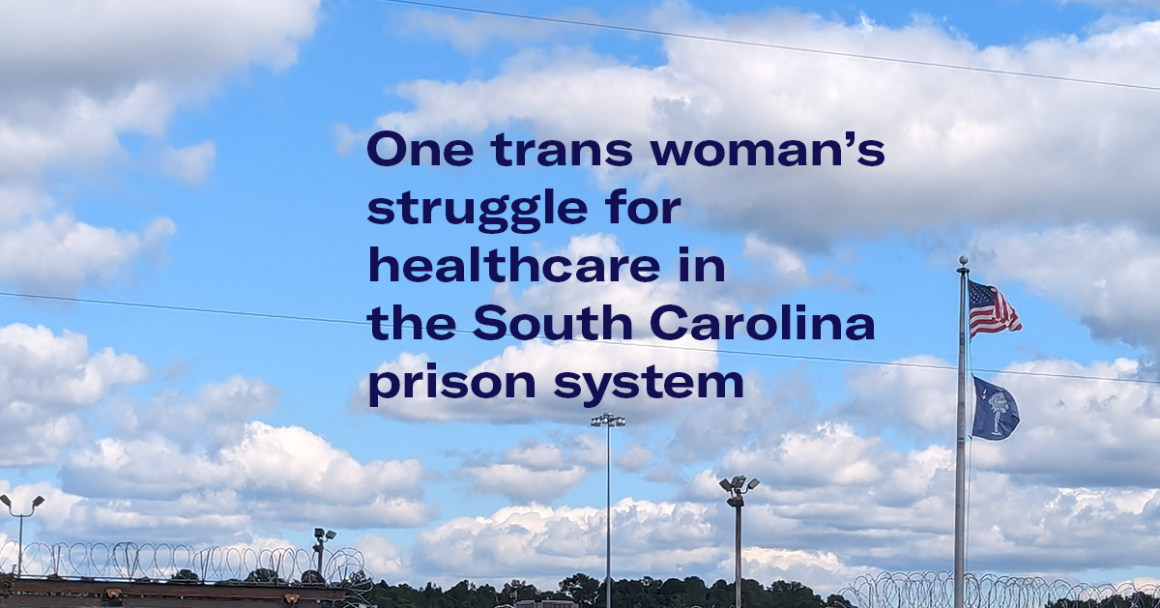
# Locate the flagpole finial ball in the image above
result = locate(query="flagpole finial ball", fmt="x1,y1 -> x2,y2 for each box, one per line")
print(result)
959,255 -> 969,265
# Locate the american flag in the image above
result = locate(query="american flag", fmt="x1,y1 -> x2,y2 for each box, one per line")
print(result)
969,280 -> 1022,338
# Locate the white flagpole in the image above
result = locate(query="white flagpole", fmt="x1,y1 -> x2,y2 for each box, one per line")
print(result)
955,256 -> 969,608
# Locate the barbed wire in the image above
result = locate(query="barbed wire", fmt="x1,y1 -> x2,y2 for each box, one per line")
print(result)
828,572 -> 1160,608
0,541 -> 369,588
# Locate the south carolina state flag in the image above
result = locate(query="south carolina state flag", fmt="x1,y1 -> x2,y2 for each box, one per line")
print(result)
972,376 -> 1020,440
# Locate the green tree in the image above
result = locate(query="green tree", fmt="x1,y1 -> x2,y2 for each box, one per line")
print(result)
244,568 -> 284,584
765,580 -> 823,608
169,569 -> 201,583
559,573 -> 602,606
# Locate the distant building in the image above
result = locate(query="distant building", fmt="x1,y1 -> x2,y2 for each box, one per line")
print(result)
515,599 -> 577,608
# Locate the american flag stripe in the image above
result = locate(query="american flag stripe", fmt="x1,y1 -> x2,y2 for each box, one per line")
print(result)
968,281 -> 1022,338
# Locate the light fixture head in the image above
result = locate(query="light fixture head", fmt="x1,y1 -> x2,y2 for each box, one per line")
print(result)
591,417 -> 602,426
325,530 -> 336,540
718,479 -> 732,492
314,527 -> 324,538
0,495 -> 10,507
747,478 -> 760,490
731,475 -> 746,489
615,417 -> 626,426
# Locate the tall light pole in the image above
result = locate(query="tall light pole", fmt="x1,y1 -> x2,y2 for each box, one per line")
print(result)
719,476 -> 759,608
1,494 -> 45,578
591,412 -> 626,608
312,527 -> 335,581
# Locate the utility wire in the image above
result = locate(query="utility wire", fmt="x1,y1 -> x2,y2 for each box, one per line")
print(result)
372,0 -> 1160,93
4,289 -> 1157,387
0,291 -> 365,327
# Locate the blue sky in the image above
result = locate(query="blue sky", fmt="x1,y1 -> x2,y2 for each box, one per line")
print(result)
3,0 -> 1160,595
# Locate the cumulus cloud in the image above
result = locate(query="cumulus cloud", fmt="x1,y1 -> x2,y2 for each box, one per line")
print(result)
0,215 -> 175,294
974,225 -> 1160,350
457,436 -> 614,503
615,443 -> 654,471
355,534 -> 412,580
57,421 -> 430,539
399,9 -> 567,54
0,0 -> 320,292
160,141 -> 216,185
663,367 -> 810,465
735,234 -> 854,299
734,547 -> 866,594
672,357 -> 1160,575
409,500 -> 724,585
968,358 -> 1160,487
461,463 -> 589,503
0,479 -> 375,577
117,374 -> 279,450
843,355 -> 957,439
405,498 -> 868,593
0,323 -> 147,466
844,354 -> 1160,488
377,8 -> 1160,247
0,327 -> 433,543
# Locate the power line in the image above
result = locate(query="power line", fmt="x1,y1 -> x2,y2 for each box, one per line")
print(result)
372,0 -> 1160,93
0,291 -> 365,327
4,290 -> 1157,387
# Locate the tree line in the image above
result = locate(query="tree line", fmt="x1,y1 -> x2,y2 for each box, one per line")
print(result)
361,573 -> 850,608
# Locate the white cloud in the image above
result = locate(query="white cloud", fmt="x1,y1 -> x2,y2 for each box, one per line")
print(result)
112,374 -> 277,452
374,9 -> 1160,248
974,225 -> 1160,349
407,498 -> 865,593
844,354 -> 1160,488
0,1 -> 318,91
160,141 -> 215,185
0,183 -> 52,225
400,9 -> 565,54
9,336 -> 1157,580
737,234 -> 854,299
744,235 -> 810,278
663,368 -> 804,465
844,355 -> 957,439
355,534 -> 412,580
503,439 -> 572,470
674,360 -> 1160,574
0,215 -> 176,295
44,419 -> 429,542
334,122 -> 361,155
410,500 -> 724,585
0,323 -> 147,466
615,443 -> 654,471
0,325 -> 429,544
456,436 -> 612,503
0,0 -> 320,292
968,358 -> 1160,487
734,547 -> 866,594
461,463 -> 589,503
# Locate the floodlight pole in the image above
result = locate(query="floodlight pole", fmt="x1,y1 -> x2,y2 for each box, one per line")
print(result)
313,528 -> 336,581
1,494 -> 45,578
591,413 -> 626,608
719,477 -> 759,608
734,498 -> 742,608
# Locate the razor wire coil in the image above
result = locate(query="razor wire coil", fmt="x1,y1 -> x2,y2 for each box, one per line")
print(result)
829,572 -> 1160,608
